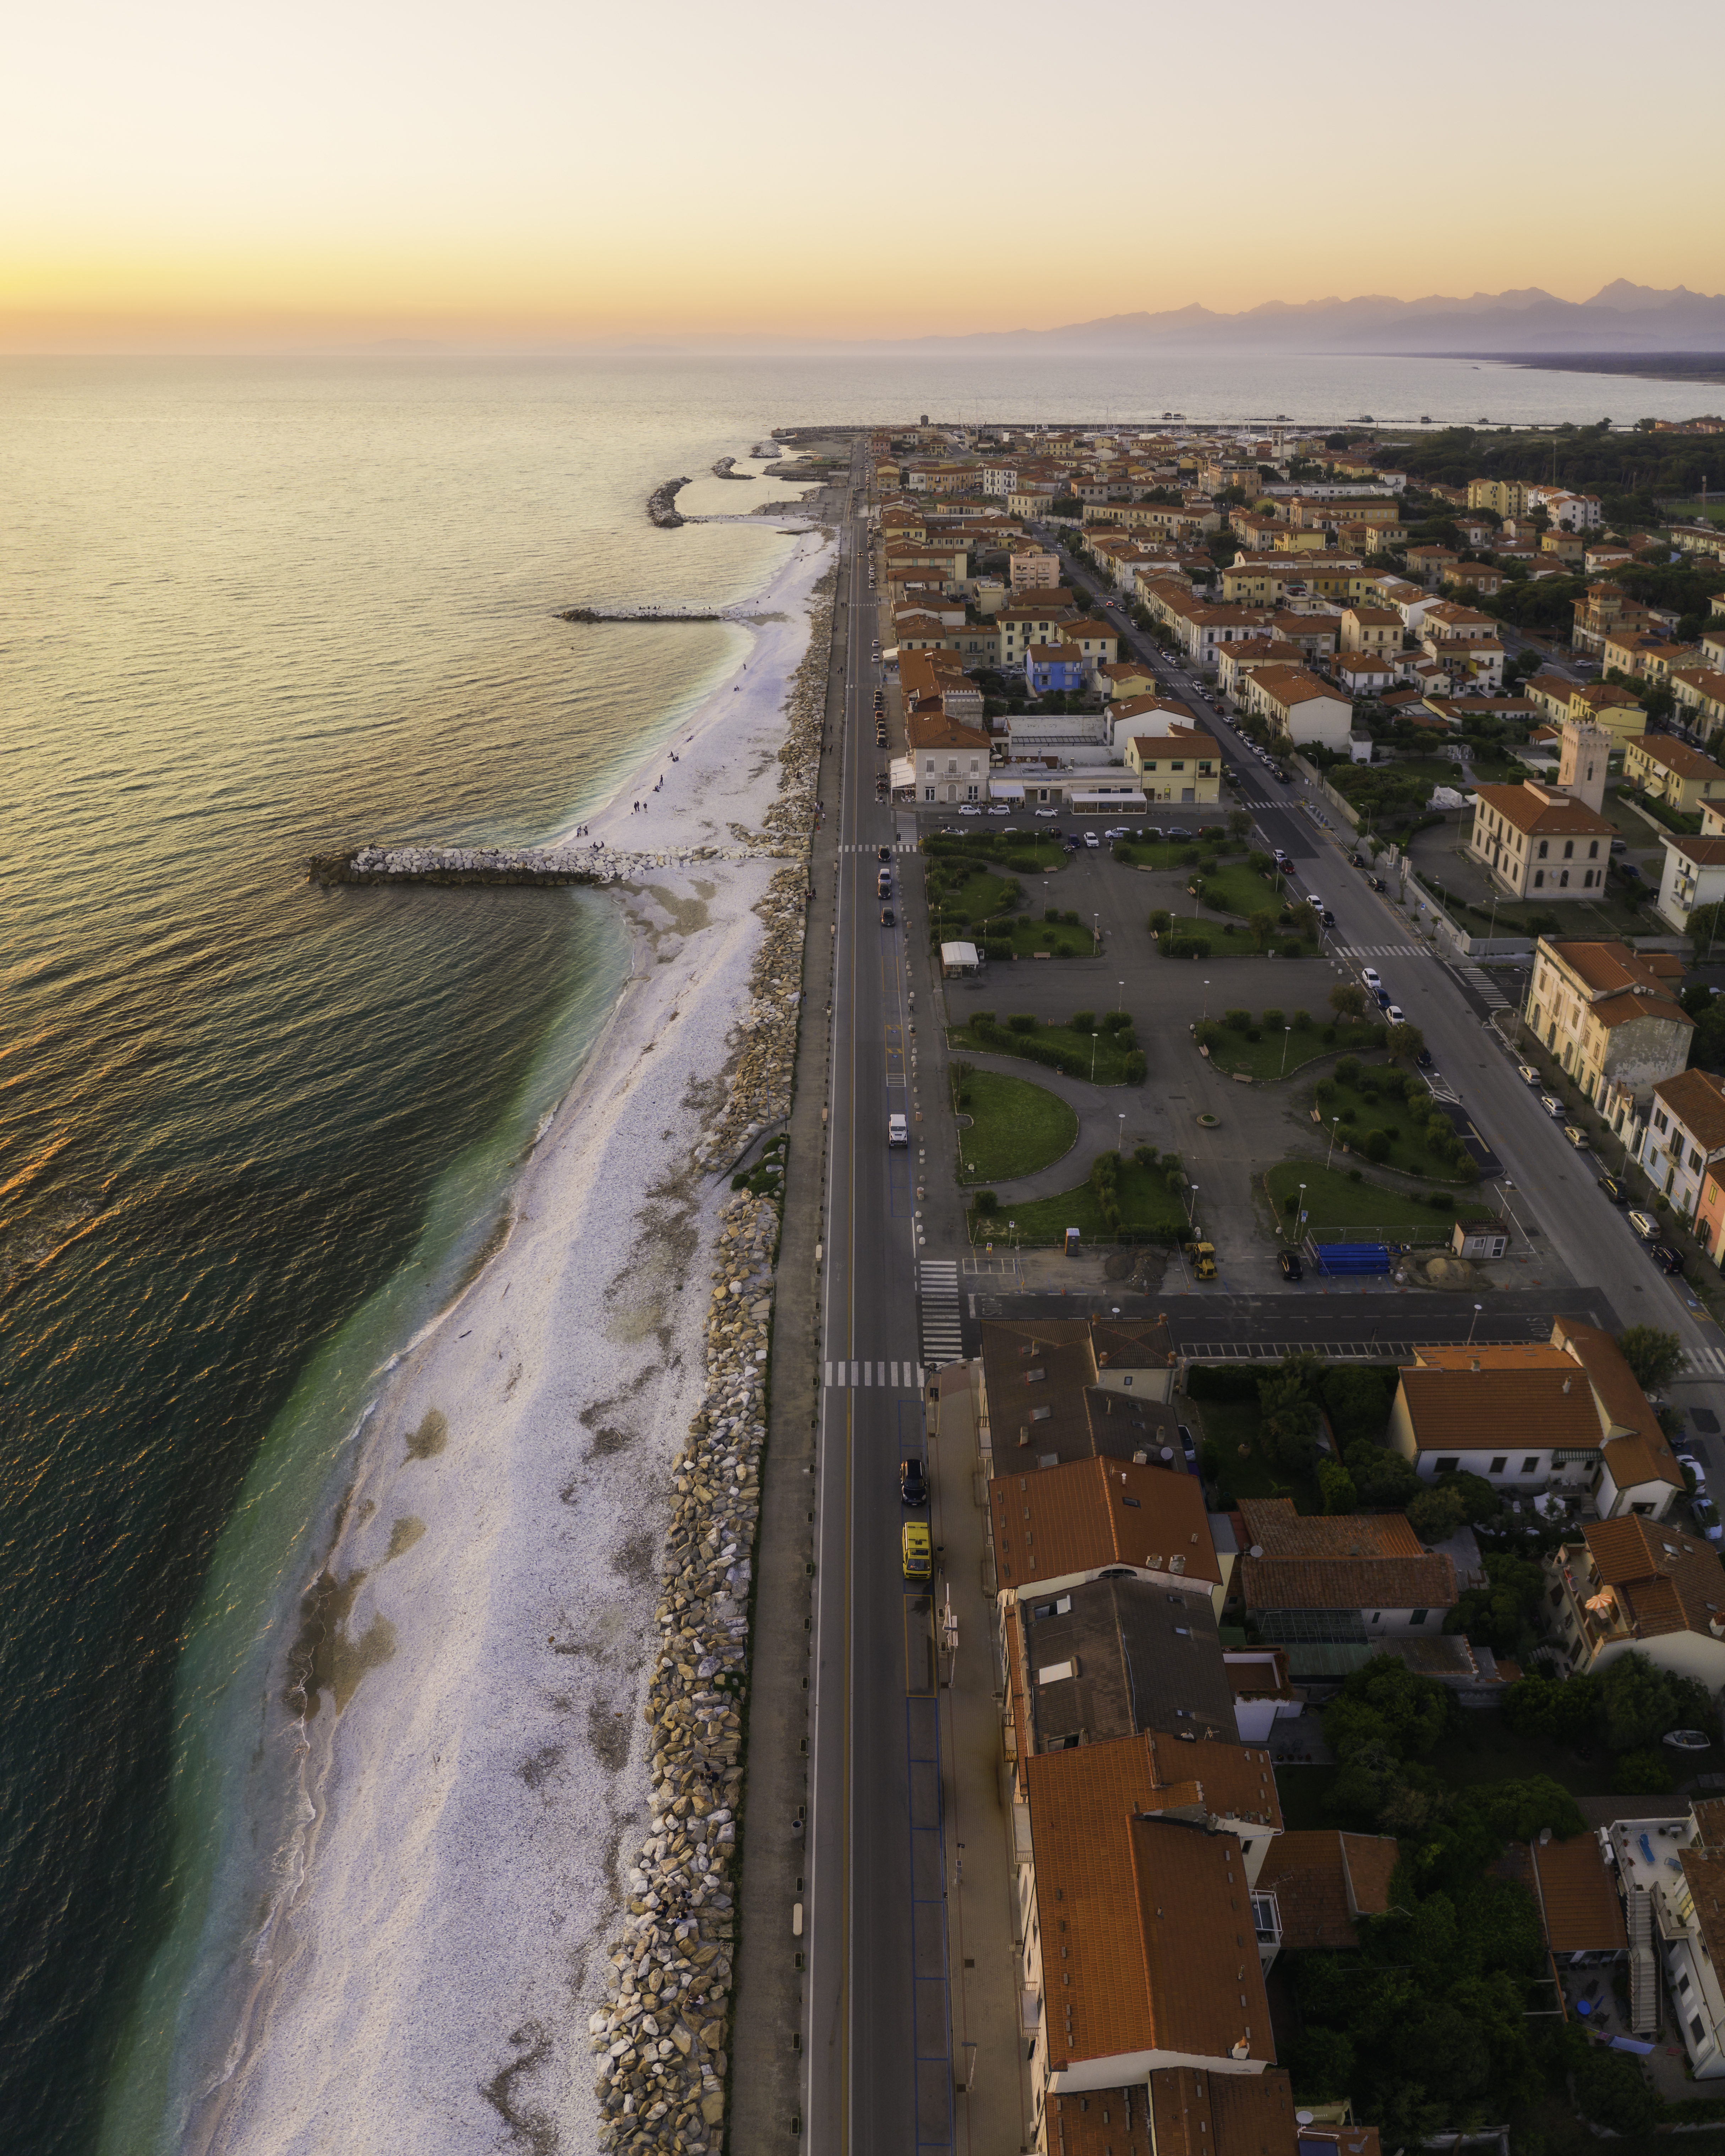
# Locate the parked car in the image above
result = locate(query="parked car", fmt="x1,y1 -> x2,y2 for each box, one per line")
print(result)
958,804 -> 981,816
1415,1045 -> 1433,1066
1598,1174 -> 1626,1203
899,1456 -> 929,1506
1651,1244 -> 1685,1275
1516,1062 -> 1540,1085
1034,807 -> 1057,819
1305,893 -> 1323,914
1362,967 -> 1382,989
1177,1422 -> 1196,1461
1374,988 -> 1393,1010
987,805 -> 1009,816
1563,1125 -> 1588,1149
1386,1003 -> 1405,1024
1538,1093 -> 1564,1117
1628,1210 -> 1661,1241
1368,874 -> 1386,891
1103,826 -> 1130,839
1167,826 -> 1191,840
1278,1250 -> 1303,1281
1083,832 -> 1101,848
1321,910 -> 1337,927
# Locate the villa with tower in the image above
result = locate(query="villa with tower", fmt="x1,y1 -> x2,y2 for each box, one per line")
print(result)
1465,718 -> 1615,898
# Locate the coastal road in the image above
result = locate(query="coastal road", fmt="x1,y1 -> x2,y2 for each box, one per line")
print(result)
1047,537 -> 1725,1413
806,460 -> 956,2154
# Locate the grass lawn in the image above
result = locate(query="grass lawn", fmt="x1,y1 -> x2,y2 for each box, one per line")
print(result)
1110,838 -> 1231,874
950,1017 -> 1140,1085
1190,1398 -> 1323,1514
1308,1064 -> 1474,1180
1156,916 -> 1314,958
1201,1021 -> 1350,1083
1183,856 -> 1286,918
955,1070 -> 1076,1186
924,866 -> 1097,959
1263,1160 -> 1491,1239
923,835 -> 1069,877
976,1157 -> 1189,1241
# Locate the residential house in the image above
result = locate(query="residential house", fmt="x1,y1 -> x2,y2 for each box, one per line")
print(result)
1531,487 -> 1603,530
1541,530 -> 1588,565
1097,660 -> 1158,701
1228,1498 -> 1458,1662
1468,478 -> 1534,519
1221,1649 -> 1303,1743
1639,1067 -> 1725,1220
1011,548 -> 1064,591
1570,679 -> 1650,750
1442,562 -> 1507,597
1501,1835 -> 1627,1971
1217,638 -> 1306,702
1125,729 -> 1221,803
1625,734 -> 1725,816
1339,606 -> 1403,658
1390,1323 -> 1683,1519
991,1455 -> 1223,1612
1466,781 -> 1613,897
1254,1832 -> 1399,1962
1420,601 -> 1505,689
1025,644 -> 1087,696
1671,668 -> 1725,744
906,708 -> 990,804
1064,618 -> 1120,683
1237,663 -> 1354,750
1521,936 -> 1692,1129
1336,657 -> 1396,699
1544,1517 -> 1725,1687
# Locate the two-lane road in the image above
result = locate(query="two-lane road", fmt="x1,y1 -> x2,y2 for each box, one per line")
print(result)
806,469 -> 956,2155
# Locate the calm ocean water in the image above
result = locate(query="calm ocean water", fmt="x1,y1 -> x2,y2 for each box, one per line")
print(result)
0,348 -> 1709,2156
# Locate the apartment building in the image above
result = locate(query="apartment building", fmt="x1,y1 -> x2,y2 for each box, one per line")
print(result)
1671,667 -> 1725,743
1390,1323 -> 1682,1519
1656,831 -> 1725,933
1625,734 -> 1725,815
1237,663 -> 1353,749
1544,1517 -> 1725,1687
1339,606 -> 1402,657
906,708 -> 990,803
1521,936 -> 1692,1128
1227,1498 -> 1457,1653
1638,1067 -> 1725,1219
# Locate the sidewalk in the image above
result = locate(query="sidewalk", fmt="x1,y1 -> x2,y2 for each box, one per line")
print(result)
730,485 -> 851,2152
932,1379 -> 1032,2155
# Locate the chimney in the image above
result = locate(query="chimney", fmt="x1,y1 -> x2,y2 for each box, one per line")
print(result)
1470,1358 -> 1480,1373
1563,1377 -> 1572,1394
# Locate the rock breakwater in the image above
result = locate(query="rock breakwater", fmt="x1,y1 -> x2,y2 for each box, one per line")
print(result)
648,478 -> 691,528
306,841 -> 796,889
709,458 -> 752,481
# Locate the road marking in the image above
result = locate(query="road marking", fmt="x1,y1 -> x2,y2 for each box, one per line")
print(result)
824,1359 -> 923,1389
918,1260 -> 966,1370
1337,943 -> 1430,958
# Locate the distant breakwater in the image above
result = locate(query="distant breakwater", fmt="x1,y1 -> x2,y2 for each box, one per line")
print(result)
648,478 -> 691,528
306,840 -> 799,889
710,457 -> 753,481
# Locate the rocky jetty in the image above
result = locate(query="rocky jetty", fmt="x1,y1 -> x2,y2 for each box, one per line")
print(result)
759,455 -> 824,483
556,606 -> 730,625
590,566 -> 834,2150
648,478 -> 691,528
709,457 -> 752,481
748,442 -> 780,460
306,840 -> 803,889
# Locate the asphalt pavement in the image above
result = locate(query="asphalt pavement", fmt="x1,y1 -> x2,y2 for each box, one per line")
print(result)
806,469 -> 956,2155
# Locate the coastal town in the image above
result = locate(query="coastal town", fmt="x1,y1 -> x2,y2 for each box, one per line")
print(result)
683,416 -> 1725,2156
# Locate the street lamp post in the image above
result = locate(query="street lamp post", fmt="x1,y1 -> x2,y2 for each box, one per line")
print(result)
1092,911 -> 1100,952
1326,1116 -> 1342,1169
1466,1301 -> 1484,1347
1091,1031 -> 1101,1081
1202,978 -> 1211,1023
1294,1182 -> 1306,1246
1279,1024 -> 1293,1079
1117,979 -> 1125,1012
1118,1112 -> 1126,1153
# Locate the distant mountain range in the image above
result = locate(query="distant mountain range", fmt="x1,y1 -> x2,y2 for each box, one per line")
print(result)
877,283 -> 1725,355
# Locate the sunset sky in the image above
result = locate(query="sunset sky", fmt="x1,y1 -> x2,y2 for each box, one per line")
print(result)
4,0 -> 1718,350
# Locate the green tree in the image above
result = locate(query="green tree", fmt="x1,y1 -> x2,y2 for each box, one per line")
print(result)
1321,1365 -> 1395,1445
1317,1457 -> 1359,1514
1617,1324 -> 1686,1391
1445,1555 -> 1547,1654
1228,808 -> 1252,839
1330,982 -> 1368,1021
1328,1653 -> 1450,1758
1598,1648 -> 1714,1752
1259,1355 -> 1325,1470
1463,1774 -> 1586,1845
1344,1438 -> 1422,1508
1248,905 -> 1279,952
1406,1484 -> 1466,1545
1385,1022 -> 1425,1062
1501,1671 -> 1600,1746
1573,2043 -> 1658,2134
1290,2025 -> 1355,2103
1612,1750 -> 1675,1796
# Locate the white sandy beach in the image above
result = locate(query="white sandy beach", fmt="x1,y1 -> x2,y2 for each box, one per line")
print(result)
190,505 -> 833,2156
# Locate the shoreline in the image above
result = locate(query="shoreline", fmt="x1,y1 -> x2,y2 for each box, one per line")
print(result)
183,494 -> 837,2155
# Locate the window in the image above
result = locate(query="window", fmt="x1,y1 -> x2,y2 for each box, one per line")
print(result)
1522,1456 -> 1538,1473
1589,840 -> 1599,858
1538,840 -> 1549,859
1693,2015 -> 1707,2047
1656,1110 -> 1670,1134
1490,1456 -> 1507,1474
1436,1456 -> 1460,1473
1409,1609 -> 1429,1626
1534,870 -> 1545,887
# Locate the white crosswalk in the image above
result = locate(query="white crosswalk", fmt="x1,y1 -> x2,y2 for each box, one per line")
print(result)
838,841 -> 916,854
919,1258 -> 966,1370
823,1358 -> 926,1389
1338,943 -> 1431,959
1687,1341 -> 1725,1377
1456,962 -> 1515,1012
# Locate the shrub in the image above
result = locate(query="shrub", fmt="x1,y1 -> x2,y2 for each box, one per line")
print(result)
1103,1008 -> 1132,1033
1123,1050 -> 1147,1083
1070,1011 -> 1095,1033
970,1012 -> 995,1028
1008,1014 -> 1038,1034
1245,1026 -> 1262,1043
1317,1457 -> 1359,1514
1283,1193 -> 1299,1214
1224,1008 -> 1251,1031
1278,938 -> 1304,957
1347,1167 -> 1363,1182
1335,1056 -> 1361,1085
1148,908 -> 1171,934
1364,1128 -> 1391,1161
1612,1751 -> 1674,1796
1166,936 -> 1211,959
971,1190 -> 999,1215
1261,1008 -> 1285,1030
1291,1009 -> 1312,1032
1406,1485 -> 1466,1544
984,940 -> 1013,961
1573,2042 -> 1658,2134
1322,1025 -> 1337,1043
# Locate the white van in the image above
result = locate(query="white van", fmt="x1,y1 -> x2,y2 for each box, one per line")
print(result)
888,1113 -> 908,1148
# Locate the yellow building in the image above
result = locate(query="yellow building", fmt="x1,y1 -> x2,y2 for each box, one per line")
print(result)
1624,734 -> 1725,815
1468,478 -> 1532,519
1124,728 -> 1220,803
1568,683 -> 1647,750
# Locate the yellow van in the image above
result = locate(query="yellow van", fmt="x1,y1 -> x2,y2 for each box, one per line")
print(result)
901,1522 -> 932,1581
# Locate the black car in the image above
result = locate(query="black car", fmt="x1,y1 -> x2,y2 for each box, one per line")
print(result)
1598,1174 -> 1626,1204
1321,909 -> 1336,927
1651,1245 -> 1685,1275
1415,1046 -> 1433,1067
880,908 -> 895,926
877,845 -> 892,861
1278,1249 -> 1303,1281
1368,875 -> 1386,892
899,1456 -> 929,1506
1177,1423 -> 1196,1460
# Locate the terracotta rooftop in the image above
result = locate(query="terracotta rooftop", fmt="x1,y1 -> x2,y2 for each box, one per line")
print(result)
1527,1835 -> 1628,1955
1470,782 -> 1613,837
1241,1551 -> 1456,1617
992,1455 -> 1221,1596
1237,1497 -> 1422,1560
1141,2068 -> 1306,2156
1653,1067 -> 1725,1153
1255,1830 -> 1400,1950
1025,1743 -> 1276,2076
1398,1361 -> 1606,1456
1629,735 -> 1725,783
1577,1516 -> 1725,1639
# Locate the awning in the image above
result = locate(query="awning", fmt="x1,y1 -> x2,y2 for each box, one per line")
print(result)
989,781 -> 1026,800
941,941 -> 981,970
889,756 -> 915,789
881,647 -> 900,662
1069,790 -> 1148,811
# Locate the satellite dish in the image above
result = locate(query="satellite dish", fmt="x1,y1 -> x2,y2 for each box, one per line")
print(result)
1250,1545 -> 1265,1559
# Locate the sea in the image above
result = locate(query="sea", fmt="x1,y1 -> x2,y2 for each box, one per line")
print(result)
0,346 -> 1712,2156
